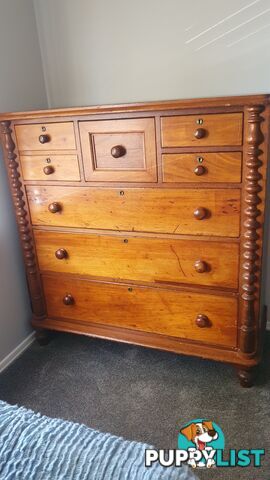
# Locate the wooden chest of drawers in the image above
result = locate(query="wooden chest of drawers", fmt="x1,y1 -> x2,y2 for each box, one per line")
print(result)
1,95 -> 269,387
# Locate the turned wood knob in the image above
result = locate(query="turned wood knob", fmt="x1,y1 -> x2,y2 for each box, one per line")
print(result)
43,165 -> 54,175
111,145 -> 126,158
55,248 -> 68,260
194,165 -> 206,176
195,314 -> 210,328
194,207 -> 207,220
194,128 -> 206,139
48,202 -> 61,213
39,134 -> 50,144
63,294 -> 74,306
194,260 -> 208,273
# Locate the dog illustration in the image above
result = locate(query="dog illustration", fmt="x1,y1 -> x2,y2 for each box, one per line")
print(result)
180,421 -> 218,468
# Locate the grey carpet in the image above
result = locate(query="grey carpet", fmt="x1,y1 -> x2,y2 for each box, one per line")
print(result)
0,331 -> 269,479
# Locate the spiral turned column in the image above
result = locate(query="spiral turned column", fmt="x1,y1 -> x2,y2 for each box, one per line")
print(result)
0,121 -> 46,320
239,106 -> 264,356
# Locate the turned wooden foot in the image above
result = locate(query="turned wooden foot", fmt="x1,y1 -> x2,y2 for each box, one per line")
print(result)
35,329 -> 51,346
237,367 -> 255,388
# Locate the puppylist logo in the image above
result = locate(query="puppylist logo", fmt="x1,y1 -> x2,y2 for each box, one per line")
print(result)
145,419 -> 265,469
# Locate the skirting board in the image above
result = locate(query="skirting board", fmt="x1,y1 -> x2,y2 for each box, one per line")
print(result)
0,332 -> 35,374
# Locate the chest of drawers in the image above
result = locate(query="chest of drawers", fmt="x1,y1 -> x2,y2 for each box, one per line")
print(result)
1,95 -> 269,387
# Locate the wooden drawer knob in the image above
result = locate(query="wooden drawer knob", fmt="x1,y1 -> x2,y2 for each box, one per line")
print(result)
195,314 -> 210,328
111,145 -> 126,158
48,202 -> 61,213
194,165 -> 206,176
55,248 -> 68,260
43,165 -> 55,175
63,294 -> 74,306
194,260 -> 208,273
193,207 -> 207,220
39,134 -> 51,144
194,128 -> 206,139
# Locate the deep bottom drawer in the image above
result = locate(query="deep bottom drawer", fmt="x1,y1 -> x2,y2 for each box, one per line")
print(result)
43,276 -> 238,348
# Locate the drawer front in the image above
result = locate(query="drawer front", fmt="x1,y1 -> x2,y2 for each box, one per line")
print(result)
161,113 -> 243,147
42,275 -> 238,347
27,186 -> 241,237
162,152 -> 242,183
79,118 -> 157,182
35,231 -> 239,289
15,122 -> 76,151
20,154 -> 80,181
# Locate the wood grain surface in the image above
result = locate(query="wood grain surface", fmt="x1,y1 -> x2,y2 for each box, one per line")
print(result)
42,275 -> 238,347
27,186 -> 241,237
34,230 -> 239,288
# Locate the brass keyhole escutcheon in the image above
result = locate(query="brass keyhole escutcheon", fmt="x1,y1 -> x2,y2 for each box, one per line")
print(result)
42,126 -> 46,131
196,118 -> 203,125
120,191 -> 125,196
123,239 -> 128,243
128,287 -> 133,292
46,158 -> 51,163
197,156 -> 204,163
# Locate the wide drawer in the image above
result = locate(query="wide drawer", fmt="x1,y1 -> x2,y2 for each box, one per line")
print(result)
42,275 -> 238,347
20,154 -> 80,181
15,122 -> 76,151
162,152 -> 242,183
34,230 -> 239,289
27,186 -> 241,237
79,118 -> 157,182
161,113 -> 243,147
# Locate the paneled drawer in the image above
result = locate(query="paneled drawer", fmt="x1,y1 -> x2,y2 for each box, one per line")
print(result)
42,275 -> 238,347
161,113 -> 243,147
20,154 -> 80,181
79,118 -> 157,182
162,152 -> 242,183
15,122 -> 76,151
27,186 -> 241,237
34,230 -> 239,289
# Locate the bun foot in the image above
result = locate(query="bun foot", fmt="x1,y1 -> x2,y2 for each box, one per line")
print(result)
35,329 -> 51,346
237,367 -> 255,388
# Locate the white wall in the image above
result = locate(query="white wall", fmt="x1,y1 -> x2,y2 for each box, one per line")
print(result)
34,0 -> 270,108
0,0 -> 47,363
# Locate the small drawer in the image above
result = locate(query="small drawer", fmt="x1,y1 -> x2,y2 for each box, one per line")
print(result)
42,275 -> 238,348
79,118 -> 157,182
15,122 -> 76,151
34,230 -> 239,289
162,152 -> 242,183
161,113 -> 243,147
27,186 -> 241,237
20,154 -> 80,181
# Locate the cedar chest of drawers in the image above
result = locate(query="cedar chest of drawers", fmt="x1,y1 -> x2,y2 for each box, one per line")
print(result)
1,95 -> 269,387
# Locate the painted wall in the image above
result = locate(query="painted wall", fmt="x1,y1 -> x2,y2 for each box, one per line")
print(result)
0,0 -> 47,363
34,0 -> 270,108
